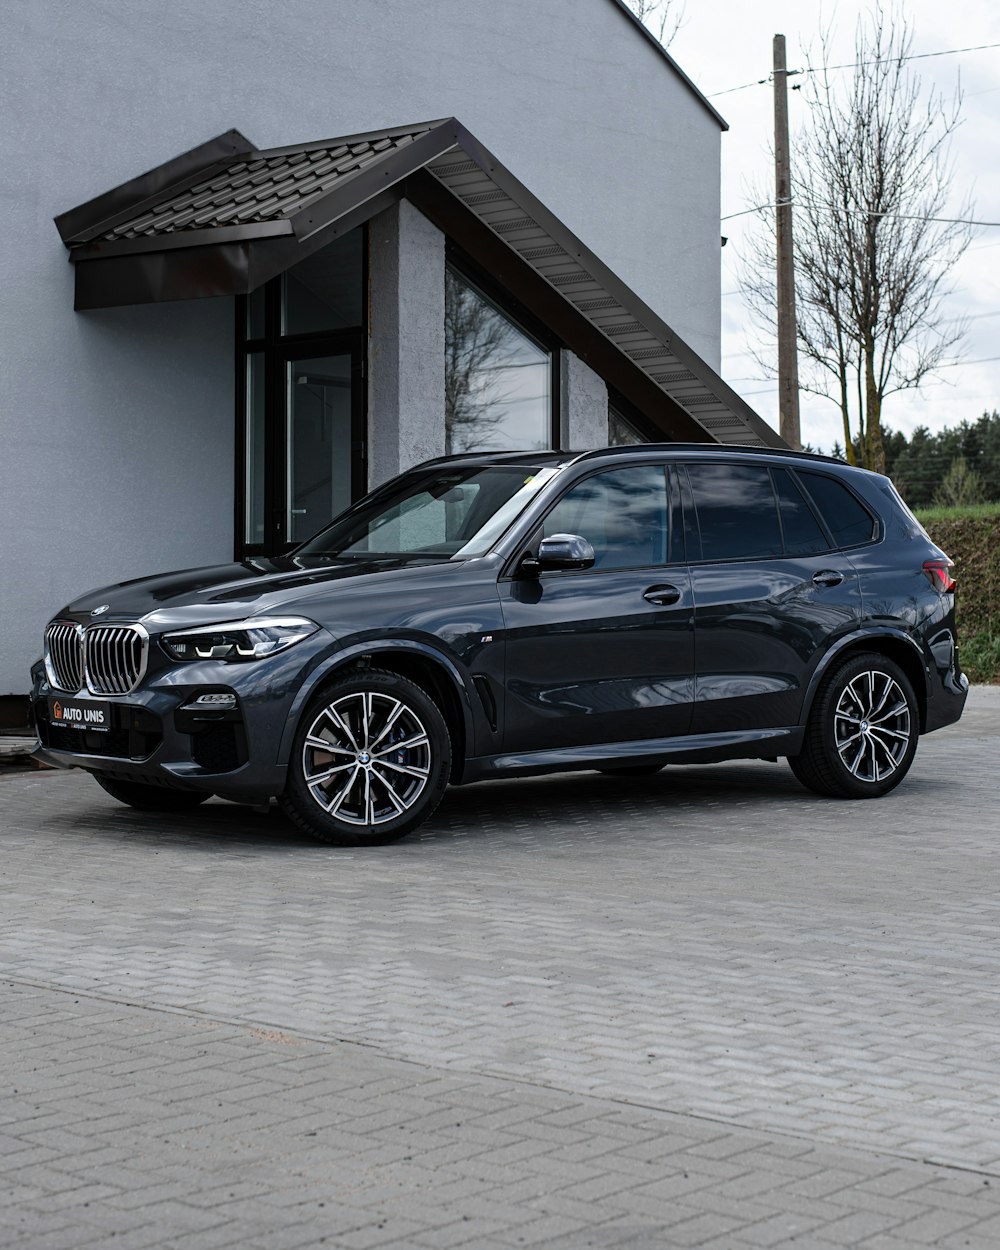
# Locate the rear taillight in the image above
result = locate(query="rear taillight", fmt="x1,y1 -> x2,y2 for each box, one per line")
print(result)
922,558 -> 956,593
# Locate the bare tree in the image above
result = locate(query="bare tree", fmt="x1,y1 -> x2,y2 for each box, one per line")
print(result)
622,0 -> 684,47
741,5 -> 971,471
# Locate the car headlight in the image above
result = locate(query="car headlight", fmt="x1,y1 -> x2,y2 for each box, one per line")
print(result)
161,617 -> 319,662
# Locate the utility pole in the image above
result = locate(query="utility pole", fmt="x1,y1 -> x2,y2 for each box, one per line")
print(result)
773,33 -> 801,450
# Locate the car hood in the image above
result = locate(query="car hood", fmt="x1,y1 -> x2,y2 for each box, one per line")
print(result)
59,555 -> 461,632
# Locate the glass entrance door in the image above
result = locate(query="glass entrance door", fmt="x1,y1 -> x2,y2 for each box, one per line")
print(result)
241,345 -> 363,553
237,227 -> 367,557
286,354 -> 356,546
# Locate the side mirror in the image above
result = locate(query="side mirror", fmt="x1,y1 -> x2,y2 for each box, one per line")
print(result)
522,533 -> 596,574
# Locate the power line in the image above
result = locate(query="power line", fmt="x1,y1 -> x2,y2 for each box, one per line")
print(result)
708,39 -> 1000,98
807,40 -> 1000,73
710,76 -> 770,98
721,201 -> 780,222
936,354 -> 1000,368
721,200 -> 1000,228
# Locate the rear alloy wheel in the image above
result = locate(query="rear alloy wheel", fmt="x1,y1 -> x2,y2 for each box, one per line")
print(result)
789,652 -> 918,798
279,669 -> 451,845
94,774 -> 211,811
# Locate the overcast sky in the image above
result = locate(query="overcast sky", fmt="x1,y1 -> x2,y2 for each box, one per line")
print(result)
657,1 -> 1000,450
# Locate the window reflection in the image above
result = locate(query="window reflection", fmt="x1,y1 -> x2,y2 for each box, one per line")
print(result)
544,466 -> 668,570
445,267 -> 551,453
797,472 -> 876,547
772,469 -> 830,556
286,355 -> 353,544
608,406 -> 647,447
687,464 -> 783,561
282,229 -> 364,335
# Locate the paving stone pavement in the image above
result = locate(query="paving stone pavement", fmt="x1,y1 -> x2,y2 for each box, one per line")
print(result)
1,686 -> 998,1247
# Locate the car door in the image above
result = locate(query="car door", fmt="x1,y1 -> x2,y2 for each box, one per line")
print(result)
682,461 -> 863,733
498,463 -> 695,753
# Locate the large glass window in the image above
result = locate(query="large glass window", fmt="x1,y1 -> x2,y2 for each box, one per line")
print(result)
543,466 -> 669,570
238,228 -> 365,555
445,266 -> 552,454
282,230 -> 363,335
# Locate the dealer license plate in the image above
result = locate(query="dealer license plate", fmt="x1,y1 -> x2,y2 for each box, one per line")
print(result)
48,696 -> 112,731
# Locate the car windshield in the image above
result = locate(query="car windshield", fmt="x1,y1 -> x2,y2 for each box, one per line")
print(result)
295,463 -> 564,560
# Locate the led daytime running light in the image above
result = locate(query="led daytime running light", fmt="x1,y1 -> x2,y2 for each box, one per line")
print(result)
162,617 -> 319,662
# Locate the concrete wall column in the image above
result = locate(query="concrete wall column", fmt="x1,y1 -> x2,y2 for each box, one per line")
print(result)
367,200 -> 446,487
560,350 -> 609,450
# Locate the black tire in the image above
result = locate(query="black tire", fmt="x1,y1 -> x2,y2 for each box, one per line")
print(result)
94,774 -> 211,811
788,651 -> 918,799
279,668 -> 451,846
597,764 -> 665,777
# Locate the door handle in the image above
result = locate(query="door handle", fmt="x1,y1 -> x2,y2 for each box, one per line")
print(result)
812,570 -> 845,587
643,583 -> 682,606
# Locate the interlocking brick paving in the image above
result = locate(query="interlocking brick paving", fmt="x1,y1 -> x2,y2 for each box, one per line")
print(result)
1,687 -> 998,1247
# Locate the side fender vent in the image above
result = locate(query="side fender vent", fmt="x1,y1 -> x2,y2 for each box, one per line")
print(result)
473,675 -> 498,733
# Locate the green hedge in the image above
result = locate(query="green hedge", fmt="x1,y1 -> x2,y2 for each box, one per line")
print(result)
916,508 -> 1000,683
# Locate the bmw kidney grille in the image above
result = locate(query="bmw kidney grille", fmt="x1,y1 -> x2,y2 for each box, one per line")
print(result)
44,622 -> 146,695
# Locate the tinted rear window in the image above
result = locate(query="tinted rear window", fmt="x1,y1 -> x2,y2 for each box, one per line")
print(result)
797,471 -> 876,547
772,469 -> 830,556
687,463 -> 782,560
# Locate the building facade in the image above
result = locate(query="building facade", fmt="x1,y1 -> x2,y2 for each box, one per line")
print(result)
0,0 -> 779,710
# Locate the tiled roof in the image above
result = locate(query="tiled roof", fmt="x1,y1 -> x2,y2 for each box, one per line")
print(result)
58,119 -> 782,448
101,126 -> 433,241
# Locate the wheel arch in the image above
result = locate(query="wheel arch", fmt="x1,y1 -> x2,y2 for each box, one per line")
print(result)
801,630 -> 929,732
277,640 -> 474,782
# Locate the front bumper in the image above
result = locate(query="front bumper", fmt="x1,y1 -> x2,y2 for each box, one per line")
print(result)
30,630 -> 335,802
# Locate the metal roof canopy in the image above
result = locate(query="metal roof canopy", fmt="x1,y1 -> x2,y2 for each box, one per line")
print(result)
54,119 -> 782,448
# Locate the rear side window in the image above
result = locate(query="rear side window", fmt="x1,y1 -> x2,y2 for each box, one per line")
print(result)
772,469 -> 830,556
687,463 -> 782,560
543,465 -> 668,570
797,471 -> 876,547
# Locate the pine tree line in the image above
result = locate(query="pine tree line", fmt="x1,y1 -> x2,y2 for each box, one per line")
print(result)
828,411 -> 1000,508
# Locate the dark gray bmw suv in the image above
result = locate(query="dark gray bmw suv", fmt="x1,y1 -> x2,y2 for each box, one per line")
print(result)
32,445 -> 968,844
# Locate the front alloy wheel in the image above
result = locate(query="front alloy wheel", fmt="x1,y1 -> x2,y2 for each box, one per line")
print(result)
789,651 -> 918,798
280,669 -> 451,844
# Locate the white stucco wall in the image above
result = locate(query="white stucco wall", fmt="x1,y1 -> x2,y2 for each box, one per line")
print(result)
0,0 -> 722,693
368,202 -> 448,485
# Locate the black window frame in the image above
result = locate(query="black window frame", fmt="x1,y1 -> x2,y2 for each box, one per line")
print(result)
445,243 -> 562,454
234,225 -> 369,559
